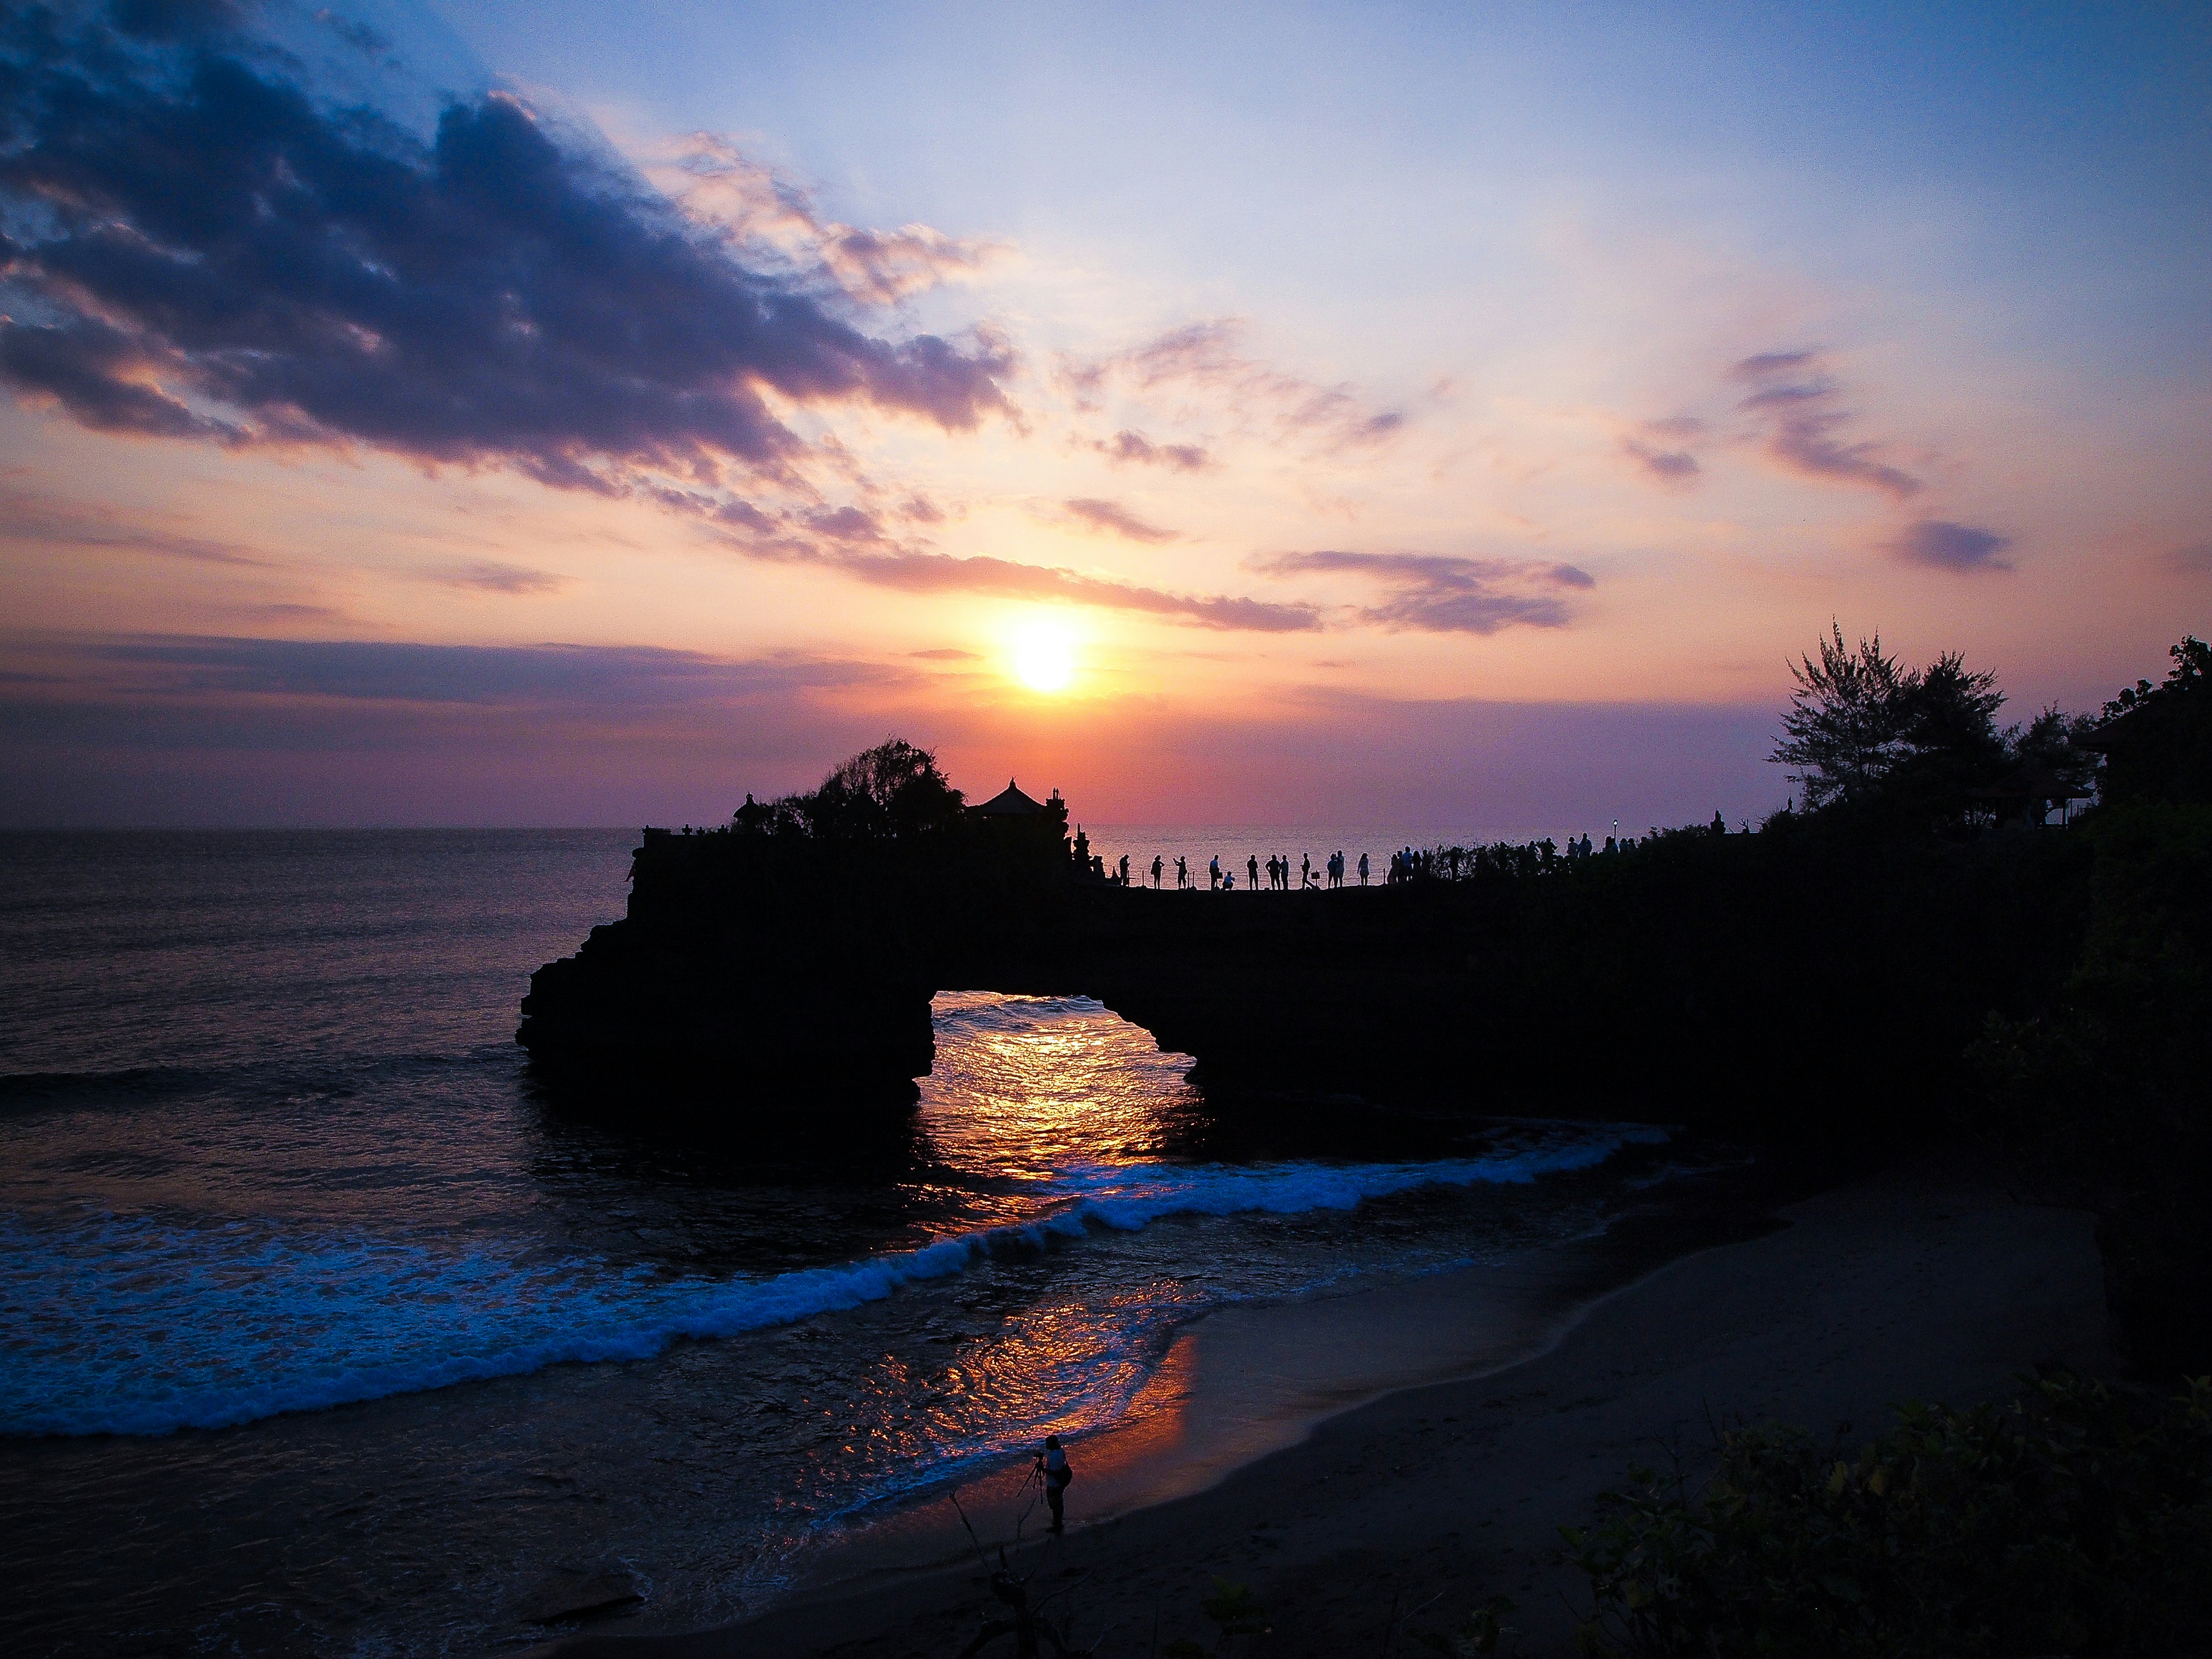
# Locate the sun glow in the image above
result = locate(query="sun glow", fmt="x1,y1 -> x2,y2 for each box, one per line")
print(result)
1011,622 -> 1077,693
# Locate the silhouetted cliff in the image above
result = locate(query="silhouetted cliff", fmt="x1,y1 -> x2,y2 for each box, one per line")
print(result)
519,810 -> 2095,1141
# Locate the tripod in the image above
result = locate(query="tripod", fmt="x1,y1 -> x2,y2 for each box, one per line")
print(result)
955,1565 -> 1072,1659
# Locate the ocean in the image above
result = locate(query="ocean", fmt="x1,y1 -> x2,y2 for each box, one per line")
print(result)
0,829 -> 1698,1657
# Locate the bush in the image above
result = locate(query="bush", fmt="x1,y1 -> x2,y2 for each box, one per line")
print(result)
1563,1374 -> 2212,1659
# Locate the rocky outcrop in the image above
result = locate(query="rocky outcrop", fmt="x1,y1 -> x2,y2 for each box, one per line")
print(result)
520,819 -> 2095,1138
517,820 -> 1079,1115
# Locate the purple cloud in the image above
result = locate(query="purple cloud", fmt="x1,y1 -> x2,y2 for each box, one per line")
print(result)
1093,430 -> 1214,472
1731,350 -> 1819,379
1888,519 -> 2015,572
805,506 -> 894,545
1729,352 -> 1922,499
0,9 -> 1011,499
717,523 -> 1320,632
74,635 -> 893,707
1621,439 -> 1701,483
0,487 -> 272,566
1259,550 -> 1593,634
1063,497 -> 1177,543
425,561 -> 567,595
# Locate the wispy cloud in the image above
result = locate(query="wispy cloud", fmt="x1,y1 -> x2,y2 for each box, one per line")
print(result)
744,544 -> 1323,632
655,134 -> 1012,306
1257,550 -> 1594,634
71,635 -> 895,707
649,486 -> 1315,632
0,488 -> 272,566
1618,416 -> 1704,486
1090,430 -> 1214,472
1061,320 -> 1403,453
1729,351 -> 1922,498
1062,497 -> 1177,543
1887,519 -> 2014,573
423,562 -> 568,595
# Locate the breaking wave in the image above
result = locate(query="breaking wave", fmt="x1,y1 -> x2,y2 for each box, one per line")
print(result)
0,1127 -> 1658,1437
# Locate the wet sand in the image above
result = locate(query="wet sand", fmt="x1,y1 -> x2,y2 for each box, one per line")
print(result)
537,1155 -> 2112,1659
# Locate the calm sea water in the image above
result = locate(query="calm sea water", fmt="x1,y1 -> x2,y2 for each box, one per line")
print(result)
0,829 -> 1685,1657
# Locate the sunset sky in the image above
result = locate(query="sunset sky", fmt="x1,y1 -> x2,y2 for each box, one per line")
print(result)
2,0 -> 2206,827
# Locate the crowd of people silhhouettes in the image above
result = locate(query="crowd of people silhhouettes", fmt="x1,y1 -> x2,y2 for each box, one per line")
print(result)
1062,823 -> 1694,892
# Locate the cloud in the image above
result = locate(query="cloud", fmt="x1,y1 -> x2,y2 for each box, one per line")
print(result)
754,545 -> 1323,633
1887,519 -> 2014,572
0,9 -> 1010,500
2165,541 -> 2212,575
1621,439 -> 1701,484
804,505 -> 895,545
910,647 -> 980,661
1092,430 -> 1214,472
657,134 -> 1011,306
424,561 -> 567,594
1063,497 -> 1177,543
72,634 -> 894,707
1258,550 -> 1594,634
0,487 -> 272,566
1611,416 -> 1706,487
678,487 -> 1314,632
1728,351 -> 1922,498
1062,320 -> 1403,452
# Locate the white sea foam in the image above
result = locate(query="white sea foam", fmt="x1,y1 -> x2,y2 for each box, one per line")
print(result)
0,1127 -> 1659,1438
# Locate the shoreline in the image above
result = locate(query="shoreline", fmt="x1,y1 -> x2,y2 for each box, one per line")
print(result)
536,1151 -> 2113,1659
733,1167 -> 1787,1615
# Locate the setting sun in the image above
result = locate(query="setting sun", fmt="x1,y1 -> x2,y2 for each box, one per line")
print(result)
1012,623 -> 1077,693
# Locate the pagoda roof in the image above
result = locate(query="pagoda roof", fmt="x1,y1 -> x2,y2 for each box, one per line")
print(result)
971,779 -> 1048,816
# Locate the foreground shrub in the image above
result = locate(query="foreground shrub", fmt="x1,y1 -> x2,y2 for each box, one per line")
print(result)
1564,1373 -> 2212,1659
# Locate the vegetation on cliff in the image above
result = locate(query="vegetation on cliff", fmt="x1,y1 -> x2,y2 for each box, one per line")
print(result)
1566,1373 -> 2212,1659
730,739 -> 973,841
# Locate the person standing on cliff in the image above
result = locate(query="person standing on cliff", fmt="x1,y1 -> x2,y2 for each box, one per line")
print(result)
1247,854 -> 1259,892
1175,855 -> 1189,889
1151,854 -> 1163,889
1033,1434 -> 1073,1534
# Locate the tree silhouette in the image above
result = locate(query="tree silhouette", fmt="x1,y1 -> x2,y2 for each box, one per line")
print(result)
734,738 -> 967,839
1772,625 -> 1914,810
1772,626 -> 2010,823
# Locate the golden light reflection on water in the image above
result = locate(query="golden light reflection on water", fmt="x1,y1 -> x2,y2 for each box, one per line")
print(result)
769,995 -> 1215,1538
776,991 -> 1645,1587
916,991 -> 1200,1210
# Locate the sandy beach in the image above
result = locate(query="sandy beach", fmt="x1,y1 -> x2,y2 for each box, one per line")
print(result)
535,1154 -> 2113,1659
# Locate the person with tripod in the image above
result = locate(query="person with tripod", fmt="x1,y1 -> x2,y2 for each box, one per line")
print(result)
1032,1434 -> 1072,1534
